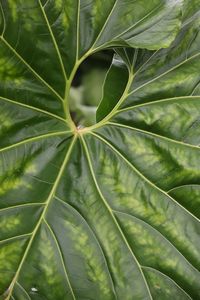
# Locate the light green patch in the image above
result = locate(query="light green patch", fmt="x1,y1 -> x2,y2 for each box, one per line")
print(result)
67,220 -> 111,297
0,56 -> 24,85
124,218 -> 178,270
22,224 -> 73,299
22,3 -> 43,32
0,238 -> 28,294
38,233 -> 63,286
0,215 -> 21,236
92,1 -> 114,31
25,163 -> 37,174
0,109 -> 12,134
61,11 -> 70,28
54,0 -> 69,28
0,158 -> 37,196
55,0 -> 63,11
8,0 -> 18,22
0,174 -> 25,196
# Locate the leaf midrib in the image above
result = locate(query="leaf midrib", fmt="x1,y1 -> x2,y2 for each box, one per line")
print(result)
38,0 -> 67,82
81,136 -> 153,300
89,132 -> 200,272
108,121 -> 200,152
0,96 -> 67,123
54,195 -> 117,299
43,218 -> 76,300
114,210 -> 199,275
90,131 -> 200,224
5,135 -> 77,299
127,52 -> 200,98
0,37 -> 64,103
0,131 -> 71,153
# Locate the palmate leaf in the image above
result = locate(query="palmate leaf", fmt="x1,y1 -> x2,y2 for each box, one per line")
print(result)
0,0 -> 199,299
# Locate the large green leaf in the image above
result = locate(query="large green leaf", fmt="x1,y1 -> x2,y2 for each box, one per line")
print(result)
0,1 -> 199,299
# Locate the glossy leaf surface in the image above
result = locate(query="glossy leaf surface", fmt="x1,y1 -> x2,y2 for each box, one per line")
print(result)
0,1 -> 199,300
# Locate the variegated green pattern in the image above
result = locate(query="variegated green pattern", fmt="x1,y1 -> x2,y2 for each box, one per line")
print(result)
0,0 -> 200,299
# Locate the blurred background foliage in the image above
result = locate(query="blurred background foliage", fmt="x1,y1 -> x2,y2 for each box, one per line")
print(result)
69,50 -> 114,127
